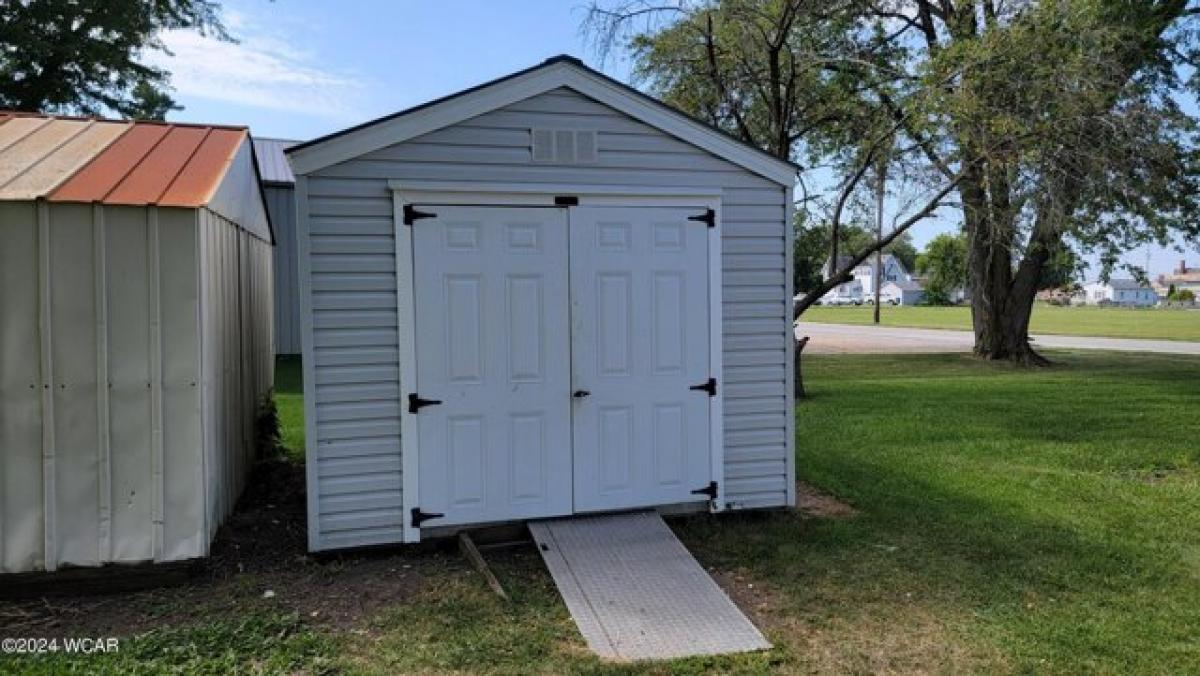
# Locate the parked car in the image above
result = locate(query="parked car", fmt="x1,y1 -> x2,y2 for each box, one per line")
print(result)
825,295 -> 863,306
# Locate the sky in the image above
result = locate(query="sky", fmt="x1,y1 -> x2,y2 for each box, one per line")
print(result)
148,0 -> 1198,278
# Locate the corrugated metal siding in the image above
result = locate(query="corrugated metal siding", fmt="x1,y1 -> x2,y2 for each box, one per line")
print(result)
302,87 -> 790,549
198,208 -> 275,546
0,200 -> 272,573
207,137 -> 273,242
0,204 -> 205,572
264,185 -> 301,354
0,201 -> 42,572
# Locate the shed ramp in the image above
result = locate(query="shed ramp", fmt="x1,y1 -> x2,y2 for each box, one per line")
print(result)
529,511 -> 770,662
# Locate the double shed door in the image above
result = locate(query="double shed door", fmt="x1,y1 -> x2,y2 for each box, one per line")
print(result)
412,204 -> 713,528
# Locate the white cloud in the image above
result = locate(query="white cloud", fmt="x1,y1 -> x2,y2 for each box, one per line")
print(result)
144,14 -> 367,120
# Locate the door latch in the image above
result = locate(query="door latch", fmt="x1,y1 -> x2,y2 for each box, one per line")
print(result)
572,390 -> 591,398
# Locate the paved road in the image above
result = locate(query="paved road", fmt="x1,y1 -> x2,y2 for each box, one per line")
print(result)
796,322 -> 1200,356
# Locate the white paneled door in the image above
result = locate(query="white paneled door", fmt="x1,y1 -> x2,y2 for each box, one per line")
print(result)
413,206 -> 573,527
569,207 -> 712,512
411,203 -> 713,528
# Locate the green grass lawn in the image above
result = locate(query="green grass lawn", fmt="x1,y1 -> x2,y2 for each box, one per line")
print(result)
273,355 -> 305,462
802,304 -> 1200,341
10,353 -> 1200,674
781,352 -> 1200,672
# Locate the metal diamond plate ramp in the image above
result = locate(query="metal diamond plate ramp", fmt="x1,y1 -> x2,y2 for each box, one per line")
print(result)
529,511 -> 770,661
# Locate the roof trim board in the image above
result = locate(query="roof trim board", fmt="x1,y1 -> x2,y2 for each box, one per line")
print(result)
286,56 -> 798,186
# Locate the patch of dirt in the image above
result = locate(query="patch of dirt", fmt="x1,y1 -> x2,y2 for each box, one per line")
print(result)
0,458 -> 438,638
1124,463 -> 1190,485
796,480 -> 858,518
709,567 -> 789,634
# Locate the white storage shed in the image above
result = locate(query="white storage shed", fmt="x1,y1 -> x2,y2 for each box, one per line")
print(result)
254,137 -> 303,355
0,114 -> 274,573
287,56 -> 798,551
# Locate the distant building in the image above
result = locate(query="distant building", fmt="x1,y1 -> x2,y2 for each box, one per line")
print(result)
880,280 -> 925,306
1157,259 -> 1200,297
1077,279 -> 1158,306
1036,288 -> 1074,305
821,253 -> 912,304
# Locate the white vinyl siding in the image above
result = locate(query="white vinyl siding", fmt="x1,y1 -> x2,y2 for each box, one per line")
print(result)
302,88 -> 791,549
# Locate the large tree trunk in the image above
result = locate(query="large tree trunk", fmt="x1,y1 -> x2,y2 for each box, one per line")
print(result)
970,298 -> 1046,365
967,225 -> 1051,365
967,169 -> 1068,366
960,153 -> 1051,365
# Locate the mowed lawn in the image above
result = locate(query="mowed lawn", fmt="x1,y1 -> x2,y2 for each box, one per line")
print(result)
9,353 -> 1199,674
803,304 -> 1200,341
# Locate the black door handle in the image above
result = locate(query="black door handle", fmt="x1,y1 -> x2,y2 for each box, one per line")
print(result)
573,390 -> 590,398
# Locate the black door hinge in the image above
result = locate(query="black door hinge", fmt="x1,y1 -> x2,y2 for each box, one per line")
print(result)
554,195 -> 579,206
690,377 -> 717,397
403,204 -> 436,225
411,507 -> 444,528
691,481 -> 718,500
687,208 -> 715,228
407,393 -> 443,413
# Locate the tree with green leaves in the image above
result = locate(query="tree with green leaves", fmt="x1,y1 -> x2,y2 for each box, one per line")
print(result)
586,0 -> 959,313
586,0 -> 1200,364
0,1 -> 229,119
916,232 -> 968,305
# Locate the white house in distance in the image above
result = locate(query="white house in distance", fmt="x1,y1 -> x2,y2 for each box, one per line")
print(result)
880,279 -> 925,306
822,253 -> 913,304
1078,278 -> 1158,306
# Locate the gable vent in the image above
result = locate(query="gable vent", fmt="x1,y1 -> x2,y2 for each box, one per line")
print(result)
532,128 -> 597,164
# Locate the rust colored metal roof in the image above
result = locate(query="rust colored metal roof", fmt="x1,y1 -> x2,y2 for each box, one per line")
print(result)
0,113 -> 249,207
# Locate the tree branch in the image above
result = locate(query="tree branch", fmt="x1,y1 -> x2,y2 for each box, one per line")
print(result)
794,174 -> 963,319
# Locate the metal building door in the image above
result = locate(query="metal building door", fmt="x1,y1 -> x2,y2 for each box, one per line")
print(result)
568,206 -> 713,512
412,206 -> 572,527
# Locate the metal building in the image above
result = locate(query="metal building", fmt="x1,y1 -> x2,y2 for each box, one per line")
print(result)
253,137 -> 302,355
287,56 -> 797,551
0,114 -> 274,573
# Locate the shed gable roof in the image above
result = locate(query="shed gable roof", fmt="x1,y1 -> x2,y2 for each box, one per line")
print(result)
286,55 -> 798,186
0,112 -> 273,242
0,113 -> 251,207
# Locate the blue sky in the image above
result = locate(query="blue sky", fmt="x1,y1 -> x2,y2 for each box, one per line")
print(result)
151,0 -> 1197,277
